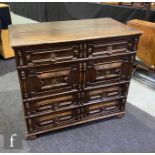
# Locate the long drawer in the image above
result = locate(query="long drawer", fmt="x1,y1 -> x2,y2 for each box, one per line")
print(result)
15,37 -> 136,68
24,80 -> 129,116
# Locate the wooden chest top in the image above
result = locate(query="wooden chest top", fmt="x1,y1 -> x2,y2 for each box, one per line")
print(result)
9,18 -> 141,48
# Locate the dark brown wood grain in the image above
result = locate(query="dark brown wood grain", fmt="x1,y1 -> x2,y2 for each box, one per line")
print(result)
9,18 -> 142,139
9,18 -> 141,47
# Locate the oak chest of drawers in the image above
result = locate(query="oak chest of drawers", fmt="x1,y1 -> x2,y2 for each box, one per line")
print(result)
9,18 -> 141,139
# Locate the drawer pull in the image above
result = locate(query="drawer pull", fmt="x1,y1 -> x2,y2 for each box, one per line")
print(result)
115,68 -> 120,74
108,91 -> 118,96
38,105 -> 52,111
107,45 -> 113,53
101,92 -> 107,98
53,103 -> 59,110
50,54 -> 56,62
104,70 -> 110,76
89,109 -> 100,114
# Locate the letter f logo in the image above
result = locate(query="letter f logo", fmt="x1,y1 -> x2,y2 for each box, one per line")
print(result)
10,134 -> 17,148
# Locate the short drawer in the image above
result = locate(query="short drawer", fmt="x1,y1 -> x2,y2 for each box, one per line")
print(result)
18,44 -> 82,66
95,60 -> 122,82
24,90 -> 79,115
19,62 -> 79,98
85,54 -> 135,86
26,107 -> 79,132
83,82 -> 129,104
82,98 -> 125,119
87,39 -> 130,57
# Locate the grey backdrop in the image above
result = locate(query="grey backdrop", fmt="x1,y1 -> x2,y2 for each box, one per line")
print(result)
8,2 -> 155,23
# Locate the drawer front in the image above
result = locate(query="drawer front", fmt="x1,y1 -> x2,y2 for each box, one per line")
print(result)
83,82 -> 129,104
85,54 -> 135,86
82,98 -> 124,119
20,62 -> 79,98
24,91 -> 79,115
94,60 -> 122,83
26,108 -> 79,132
87,39 -> 130,57
17,44 -> 82,67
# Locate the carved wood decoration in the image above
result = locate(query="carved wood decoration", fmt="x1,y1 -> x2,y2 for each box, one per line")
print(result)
9,18 -> 142,139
